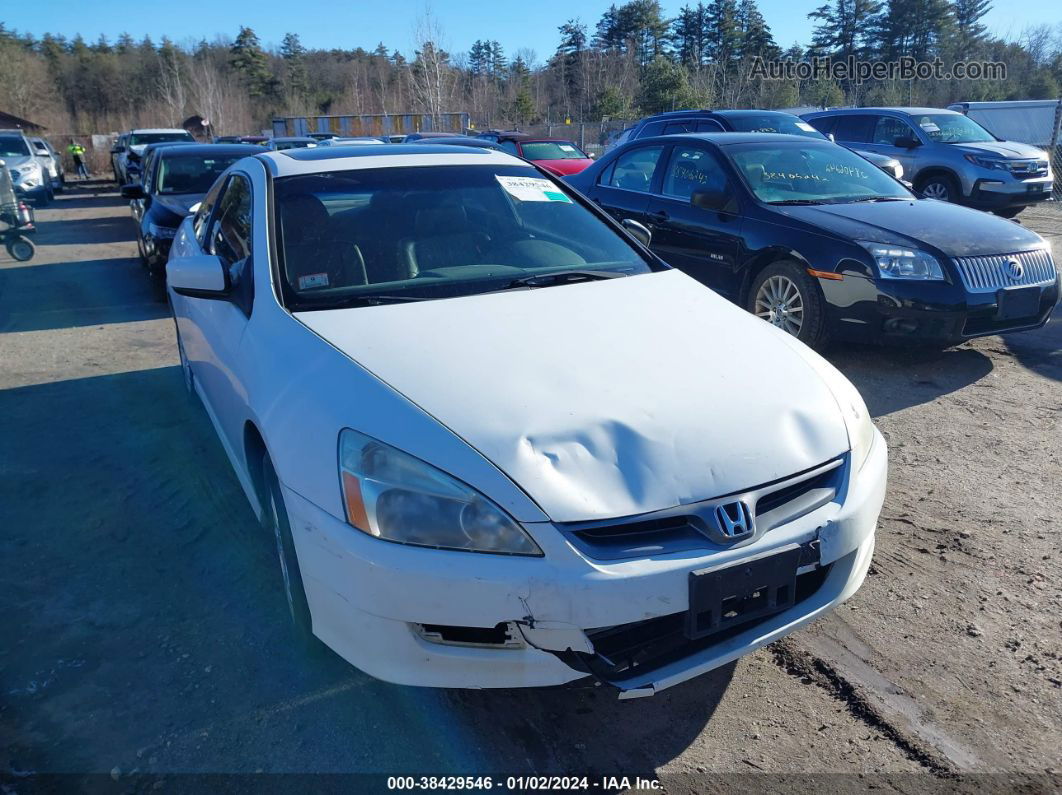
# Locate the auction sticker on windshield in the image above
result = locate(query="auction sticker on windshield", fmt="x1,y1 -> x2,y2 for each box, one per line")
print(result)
496,175 -> 572,203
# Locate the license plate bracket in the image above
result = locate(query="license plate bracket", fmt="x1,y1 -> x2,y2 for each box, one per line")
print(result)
686,547 -> 801,640
996,285 -> 1041,320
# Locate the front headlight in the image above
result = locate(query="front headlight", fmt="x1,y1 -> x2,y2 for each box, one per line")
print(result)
964,154 -> 1005,170
338,429 -> 542,556
147,222 -> 177,239
858,241 -> 944,281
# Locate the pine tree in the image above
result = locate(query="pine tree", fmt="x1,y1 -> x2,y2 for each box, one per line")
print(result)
617,0 -> 670,67
736,0 -> 778,59
705,0 -> 742,64
280,32 -> 308,101
672,4 -> 711,69
230,27 -> 274,98
593,5 -> 625,51
950,0 -> 990,53
809,0 -> 882,59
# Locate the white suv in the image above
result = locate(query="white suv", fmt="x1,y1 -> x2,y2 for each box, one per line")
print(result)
30,137 -> 64,193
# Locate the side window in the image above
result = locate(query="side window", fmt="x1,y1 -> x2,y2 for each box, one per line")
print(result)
208,175 -> 253,283
193,177 -> 227,248
661,145 -> 728,201
832,115 -> 875,143
805,116 -> 835,136
606,145 -> 665,193
695,120 -> 725,132
662,121 -> 696,135
499,140 -> 519,155
639,121 -> 666,138
872,116 -> 914,145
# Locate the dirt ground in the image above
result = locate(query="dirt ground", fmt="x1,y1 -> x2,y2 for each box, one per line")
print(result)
1,184 -> 1059,791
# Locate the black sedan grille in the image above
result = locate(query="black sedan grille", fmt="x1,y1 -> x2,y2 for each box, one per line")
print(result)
953,249 -> 1056,292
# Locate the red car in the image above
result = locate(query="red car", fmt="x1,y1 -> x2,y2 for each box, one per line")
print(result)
477,131 -> 595,176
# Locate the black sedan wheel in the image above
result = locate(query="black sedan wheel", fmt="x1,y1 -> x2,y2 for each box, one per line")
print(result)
748,261 -> 828,348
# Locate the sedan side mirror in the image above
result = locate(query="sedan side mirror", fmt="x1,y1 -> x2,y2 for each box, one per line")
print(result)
121,184 -> 145,199
893,136 -> 921,149
111,146 -> 123,154
167,254 -> 229,299
691,188 -> 730,212
622,218 -> 652,247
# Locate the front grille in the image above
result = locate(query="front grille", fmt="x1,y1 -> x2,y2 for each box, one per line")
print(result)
953,249 -> 1056,292
585,562 -> 832,682
560,458 -> 843,561
1009,159 -> 1049,178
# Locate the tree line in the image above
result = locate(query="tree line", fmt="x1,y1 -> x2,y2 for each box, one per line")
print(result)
0,0 -> 1058,137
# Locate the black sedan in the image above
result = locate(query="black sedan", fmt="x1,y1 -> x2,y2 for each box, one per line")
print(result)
565,133 -> 1059,347
121,144 -> 261,293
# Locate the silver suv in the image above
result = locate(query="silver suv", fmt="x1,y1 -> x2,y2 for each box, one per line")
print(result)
802,107 -> 1052,218
0,130 -> 52,206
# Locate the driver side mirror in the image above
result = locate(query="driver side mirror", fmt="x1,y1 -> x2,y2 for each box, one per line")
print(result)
167,254 -> 229,299
121,183 -> 145,199
622,218 -> 652,247
111,145 -> 123,154
893,136 -> 921,149
691,188 -> 730,212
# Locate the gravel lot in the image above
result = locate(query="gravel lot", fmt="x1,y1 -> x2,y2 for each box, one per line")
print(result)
1,185 -> 1059,790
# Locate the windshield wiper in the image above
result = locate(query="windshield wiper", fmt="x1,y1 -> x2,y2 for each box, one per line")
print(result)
303,293 -> 429,310
846,196 -> 910,203
767,199 -> 827,205
504,269 -> 629,289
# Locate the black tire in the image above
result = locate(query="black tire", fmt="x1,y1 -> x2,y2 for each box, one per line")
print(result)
5,236 -> 35,262
917,173 -> 960,203
150,271 -> 168,303
34,191 -> 51,208
260,453 -> 315,642
136,233 -> 149,267
747,260 -> 829,348
992,207 -> 1023,219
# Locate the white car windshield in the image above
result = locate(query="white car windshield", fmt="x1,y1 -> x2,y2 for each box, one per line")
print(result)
274,164 -> 657,310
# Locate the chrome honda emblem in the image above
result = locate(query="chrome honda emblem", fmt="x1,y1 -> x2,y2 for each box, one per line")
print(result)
715,500 -> 754,539
1006,258 -> 1024,281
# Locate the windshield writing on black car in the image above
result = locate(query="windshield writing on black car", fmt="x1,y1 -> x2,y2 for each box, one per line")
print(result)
274,165 -> 654,310
729,144 -> 913,204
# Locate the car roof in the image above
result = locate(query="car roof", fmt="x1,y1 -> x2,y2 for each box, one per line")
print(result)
806,107 -> 958,116
258,144 -> 525,177
638,132 -> 824,146
130,128 -> 192,134
156,143 -> 263,157
273,136 -> 315,142
711,109 -> 796,117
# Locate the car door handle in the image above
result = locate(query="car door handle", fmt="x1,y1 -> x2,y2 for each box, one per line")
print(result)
649,209 -> 669,222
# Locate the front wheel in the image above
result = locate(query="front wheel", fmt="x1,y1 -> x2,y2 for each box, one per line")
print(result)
260,453 -> 315,642
5,235 -> 35,262
748,261 -> 829,348
917,174 -> 959,203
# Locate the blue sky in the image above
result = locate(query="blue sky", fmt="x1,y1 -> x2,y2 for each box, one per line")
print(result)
2,0 -> 1055,62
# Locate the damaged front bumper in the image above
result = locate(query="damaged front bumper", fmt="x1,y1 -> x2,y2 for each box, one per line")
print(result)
283,429 -> 885,694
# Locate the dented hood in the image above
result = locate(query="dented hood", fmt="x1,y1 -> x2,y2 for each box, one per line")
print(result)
295,270 -> 851,523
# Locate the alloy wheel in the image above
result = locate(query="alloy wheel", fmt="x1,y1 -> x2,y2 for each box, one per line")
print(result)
267,484 -> 298,624
754,274 -> 804,336
921,181 -> 950,201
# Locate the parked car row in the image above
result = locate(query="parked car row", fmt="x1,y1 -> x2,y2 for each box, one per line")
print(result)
111,128 -> 197,185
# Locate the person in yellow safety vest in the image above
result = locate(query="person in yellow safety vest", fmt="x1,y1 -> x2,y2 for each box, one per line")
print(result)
67,140 -> 89,179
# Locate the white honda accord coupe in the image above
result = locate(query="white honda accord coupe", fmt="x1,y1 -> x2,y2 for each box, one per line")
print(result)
166,144 -> 886,697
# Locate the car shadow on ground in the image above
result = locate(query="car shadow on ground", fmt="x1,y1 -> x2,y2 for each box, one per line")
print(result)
46,183 -> 127,211
825,343 -> 994,417
0,257 -> 168,332
1002,313 -> 1061,383
0,365 -> 726,776
33,214 -> 137,246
